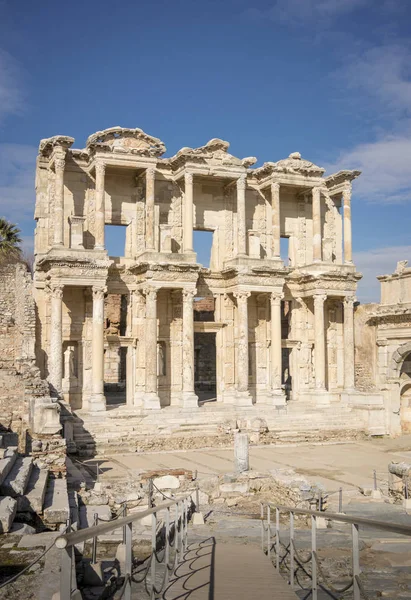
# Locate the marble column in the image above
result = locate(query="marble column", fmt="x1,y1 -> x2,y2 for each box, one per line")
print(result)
312,186 -> 322,262
145,167 -> 156,251
143,286 -> 161,409
237,175 -> 247,256
53,157 -> 65,246
342,184 -> 353,264
313,293 -> 326,390
271,182 -> 281,258
234,291 -> 252,404
270,292 -> 283,394
49,283 -> 64,397
343,296 -> 355,390
181,288 -> 198,408
183,172 -> 194,253
90,286 -> 106,411
95,162 -> 106,250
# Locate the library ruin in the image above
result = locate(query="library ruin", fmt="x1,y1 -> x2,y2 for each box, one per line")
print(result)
1,123 -> 400,452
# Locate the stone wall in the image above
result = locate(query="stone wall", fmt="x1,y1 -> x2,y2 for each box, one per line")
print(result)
0,262 -> 64,464
354,303 -> 379,391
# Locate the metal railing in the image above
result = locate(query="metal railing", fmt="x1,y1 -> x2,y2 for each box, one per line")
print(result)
55,493 -> 193,600
261,503 -> 411,600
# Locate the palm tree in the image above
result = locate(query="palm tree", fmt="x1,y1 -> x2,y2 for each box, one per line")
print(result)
0,218 -> 22,259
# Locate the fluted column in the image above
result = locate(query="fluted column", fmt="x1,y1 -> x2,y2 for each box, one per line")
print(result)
313,293 -> 326,390
181,288 -> 198,408
237,175 -> 247,256
342,184 -> 353,264
143,286 -> 161,409
90,285 -> 106,411
270,292 -> 283,392
145,167 -> 156,251
95,162 -> 106,250
53,158 -> 65,246
183,172 -> 194,253
312,186 -> 322,262
271,182 -> 281,258
49,283 -> 64,397
234,291 -> 252,404
344,296 -> 355,390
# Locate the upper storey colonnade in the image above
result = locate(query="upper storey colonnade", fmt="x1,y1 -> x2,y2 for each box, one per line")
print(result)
35,128 -> 360,269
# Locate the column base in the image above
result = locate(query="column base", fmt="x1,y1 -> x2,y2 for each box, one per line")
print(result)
88,393 -> 106,412
258,390 -> 286,407
235,391 -> 253,407
315,388 -> 331,405
181,392 -> 199,409
143,392 -> 161,410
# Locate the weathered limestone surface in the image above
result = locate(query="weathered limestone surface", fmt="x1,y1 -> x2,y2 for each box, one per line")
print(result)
29,124 -> 399,441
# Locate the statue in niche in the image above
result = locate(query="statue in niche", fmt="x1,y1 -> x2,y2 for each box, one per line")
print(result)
157,342 -> 166,377
64,344 -> 77,382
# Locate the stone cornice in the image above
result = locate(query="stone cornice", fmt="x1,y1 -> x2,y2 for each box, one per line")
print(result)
324,170 -> 361,190
86,126 -> 166,157
251,152 -> 325,181
38,135 -> 74,157
163,138 -> 256,173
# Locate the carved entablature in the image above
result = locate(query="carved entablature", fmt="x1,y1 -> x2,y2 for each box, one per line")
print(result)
286,271 -> 360,297
86,127 -> 166,157
252,152 -> 325,184
324,170 -> 361,194
163,138 -> 256,174
38,135 -> 75,157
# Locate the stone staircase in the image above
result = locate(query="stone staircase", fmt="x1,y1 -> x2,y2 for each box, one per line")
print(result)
0,436 -> 70,533
71,400 -> 366,457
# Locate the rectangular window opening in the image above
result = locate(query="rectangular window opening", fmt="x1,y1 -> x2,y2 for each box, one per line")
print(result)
193,229 -> 213,269
280,236 -> 290,265
105,224 -> 127,258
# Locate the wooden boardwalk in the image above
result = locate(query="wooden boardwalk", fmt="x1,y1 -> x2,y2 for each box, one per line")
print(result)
163,539 -> 299,599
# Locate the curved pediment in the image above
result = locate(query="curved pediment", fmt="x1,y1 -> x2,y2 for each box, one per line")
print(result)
38,135 -> 75,157
254,152 -> 325,179
86,126 -> 166,157
167,138 -> 257,170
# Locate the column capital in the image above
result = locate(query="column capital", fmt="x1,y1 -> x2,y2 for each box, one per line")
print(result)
95,161 -> 106,177
313,293 -> 327,305
237,174 -> 247,191
185,171 -> 194,185
182,288 -> 197,302
54,157 -> 65,173
49,282 -> 64,299
92,285 -> 107,300
312,185 -> 322,194
142,285 -> 158,300
344,296 -> 356,307
270,181 -> 280,192
146,166 -> 156,178
233,290 -> 251,301
342,183 -> 352,199
270,292 -> 284,306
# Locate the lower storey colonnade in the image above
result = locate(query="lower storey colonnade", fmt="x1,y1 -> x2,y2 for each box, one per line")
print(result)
46,282 -> 356,412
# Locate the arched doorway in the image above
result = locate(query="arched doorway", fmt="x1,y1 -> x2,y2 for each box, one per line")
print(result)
400,352 -> 411,432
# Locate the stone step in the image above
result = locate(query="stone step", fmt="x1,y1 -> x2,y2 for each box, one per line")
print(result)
0,447 -> 18,485
17,465 -> 48,513
43,478 -> 70,525
0,456 -> 33,497
0,496 -> 17,533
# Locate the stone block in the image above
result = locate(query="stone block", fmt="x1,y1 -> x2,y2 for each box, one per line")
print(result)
316,517 -> 328,529
219,482 -> 248,496
153,475 -> 180,490
0,497 -> 17,533
371,489 -> 382,500
404,498 -> 411,514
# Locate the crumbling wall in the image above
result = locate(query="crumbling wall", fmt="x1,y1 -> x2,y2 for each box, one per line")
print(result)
0,262 -> 64,465
354,303 -> 378,391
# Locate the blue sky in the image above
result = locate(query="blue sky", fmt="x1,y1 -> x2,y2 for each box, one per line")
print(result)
0,0 -> 410,302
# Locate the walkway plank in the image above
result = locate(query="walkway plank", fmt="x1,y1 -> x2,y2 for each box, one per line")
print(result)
164,540 -> 298,599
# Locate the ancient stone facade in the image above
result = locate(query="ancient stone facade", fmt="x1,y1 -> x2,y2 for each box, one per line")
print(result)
32,126 -> 387,439
358,261 -> 411,435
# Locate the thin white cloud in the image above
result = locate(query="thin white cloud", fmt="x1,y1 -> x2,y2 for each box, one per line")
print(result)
336,44 -> 411,118
0,48 -> 25,121
242,0 -> 368,27
0,143 -> 37,224
355,245 -> 411,303
323,133 -> 411,203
